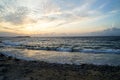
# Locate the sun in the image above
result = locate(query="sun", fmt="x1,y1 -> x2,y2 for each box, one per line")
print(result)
25,26 -> 34,32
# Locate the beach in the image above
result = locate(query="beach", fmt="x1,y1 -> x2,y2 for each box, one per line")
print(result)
0,53 -> 120,80
0,0 -> 120,79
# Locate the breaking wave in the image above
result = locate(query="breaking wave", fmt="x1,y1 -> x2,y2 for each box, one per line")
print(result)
1,40 -> 120,54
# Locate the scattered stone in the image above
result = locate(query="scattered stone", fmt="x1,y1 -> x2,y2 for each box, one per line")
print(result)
14,58 -> 20,61
0,53 -> 119,80
0,59 -> 6,61
0,41 -> 2,43
0,76 -> 5,80
0,67 -> 8,73
0,54 -> 5,57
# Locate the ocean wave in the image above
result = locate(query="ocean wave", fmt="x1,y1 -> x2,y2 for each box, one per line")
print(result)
56,47 -> 72,52
10,47 -> 120,54
79,49 -> 120,53
23,46 -> 120,53
0,48 -> 120,66
2,40 -> 22,46
1,40 -> 120,54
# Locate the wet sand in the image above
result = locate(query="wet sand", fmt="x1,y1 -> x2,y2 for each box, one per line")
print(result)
0,53 -> 120,80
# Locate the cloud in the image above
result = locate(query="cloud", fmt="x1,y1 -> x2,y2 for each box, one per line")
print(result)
0,31 -> 21,36
98,3 -> 107,9
84,28 -> 120,36
2,7 -> 29,25
0,0 -> 114,26
0,0 -> 30,25
0,0 -> 120,36
32,0 -> 101,27
0,26 -> 22,32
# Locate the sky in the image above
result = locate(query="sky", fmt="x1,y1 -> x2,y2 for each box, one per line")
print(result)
0,0 -> 120,36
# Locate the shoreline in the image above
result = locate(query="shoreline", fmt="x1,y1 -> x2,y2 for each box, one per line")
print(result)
0,53 -> 120,80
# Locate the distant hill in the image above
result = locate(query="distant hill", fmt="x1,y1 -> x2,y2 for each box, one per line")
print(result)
82,28 -> 120,36
15,36 -> 31,38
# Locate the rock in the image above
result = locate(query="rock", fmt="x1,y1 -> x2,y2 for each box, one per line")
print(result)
0,59 -> 6,61
0,41 -> 2,43
0,76 -> 5,80
18,77 -> 31,80
0,54 -> 5,57
7,56 -> 13,60
13,58 -> 20,61
0,67 -> 8,73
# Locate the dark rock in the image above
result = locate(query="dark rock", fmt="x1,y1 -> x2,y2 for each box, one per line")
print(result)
0,54 -> 5,57
14,58 -> 20,61
0,67 -> 8,73
23,68 -> 33,74
0,76 -> 5,80
7,56 -> 13,60
0,41 -> 2,43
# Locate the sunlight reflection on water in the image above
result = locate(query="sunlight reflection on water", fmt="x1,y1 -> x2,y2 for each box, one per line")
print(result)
0,48 -> 120,66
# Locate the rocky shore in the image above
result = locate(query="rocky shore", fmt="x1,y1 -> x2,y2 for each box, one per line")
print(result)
0,53 -> 120,80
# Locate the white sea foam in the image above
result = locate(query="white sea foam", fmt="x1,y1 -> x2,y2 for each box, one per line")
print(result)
56,47 -> 72,52
21,45 -> 120,53
80,49 -> 120,53
1,37 -> 120,54
0,48 -> 120,66
2,40 -> 22,46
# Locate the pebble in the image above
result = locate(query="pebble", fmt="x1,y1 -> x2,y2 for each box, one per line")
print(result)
0,76 -> 5,80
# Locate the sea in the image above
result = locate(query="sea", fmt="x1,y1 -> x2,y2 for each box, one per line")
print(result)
0,36 -> 120,66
